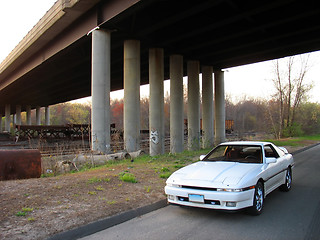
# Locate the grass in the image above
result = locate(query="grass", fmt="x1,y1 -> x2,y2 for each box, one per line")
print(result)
87,176 -> 110,184
39,148 -> 210,184
265,134 -> 320,146
107,200 -> 117,205
159,172 -> 172,179
16,211 -> 27,217
144,186 -> 151,193
44,135 -> 319,180
299,134 -> 320,141
87,176 -> 102,184
94,186 -> 105,191
160,167 -> 170,172
118,172 -> 138,183
46,148 -> 210,180
22,207 -> 33,212
16,207 -> 34,217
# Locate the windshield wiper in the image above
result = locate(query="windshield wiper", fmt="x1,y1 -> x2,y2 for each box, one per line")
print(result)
204,157 -> 226,162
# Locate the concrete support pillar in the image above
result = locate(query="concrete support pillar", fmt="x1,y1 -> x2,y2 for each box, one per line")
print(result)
124,40 -> 140,152
26,105 -> 32,125
91,29 -> 111,153
0,114 -> 2,133
5,104 -> 11,132
187,61 -> 200,151
202,66 -> 214,148
36,106 -> 41,125
149,48 -> 164,156
16,105 -> 22,125
214,70 -> 226,144
170,55 -> 184,153
45,106 -> 50,125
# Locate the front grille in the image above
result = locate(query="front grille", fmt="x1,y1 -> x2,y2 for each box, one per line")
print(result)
177,196 -> 220,205
181,185 -> 218,191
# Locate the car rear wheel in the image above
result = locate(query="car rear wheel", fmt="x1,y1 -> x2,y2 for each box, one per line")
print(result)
248,181 -> 264,216
280,167 -> 292,192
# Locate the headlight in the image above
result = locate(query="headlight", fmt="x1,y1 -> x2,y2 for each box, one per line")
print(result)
217,186 -> 255,192
167,183 -> 181,188
217,188 -> 242,192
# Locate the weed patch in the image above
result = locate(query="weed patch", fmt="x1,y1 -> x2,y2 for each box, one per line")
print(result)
94,186 -> 104,191
27,217 -> 36,222
159,172 -> 172,179
16,207 -> 33,217
118,172 -> 138,183
173,165 -> 184,169
87,176 -> 102,184
144,186 -> 151,193
160,167 -> 170,172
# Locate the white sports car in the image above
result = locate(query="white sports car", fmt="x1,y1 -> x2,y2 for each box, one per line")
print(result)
165,141 -> 294,215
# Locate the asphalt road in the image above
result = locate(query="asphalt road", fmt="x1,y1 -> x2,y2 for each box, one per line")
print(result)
80,145 -> 320,240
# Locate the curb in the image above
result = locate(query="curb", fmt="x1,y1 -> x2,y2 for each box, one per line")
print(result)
291,143 -> 320,156
46,199 -> 168,240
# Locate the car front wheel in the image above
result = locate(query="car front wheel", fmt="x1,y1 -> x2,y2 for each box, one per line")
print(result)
280,167 -> 292,192
248,181 -> 264,216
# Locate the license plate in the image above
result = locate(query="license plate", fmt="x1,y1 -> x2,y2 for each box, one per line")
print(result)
188,194 -> 204,203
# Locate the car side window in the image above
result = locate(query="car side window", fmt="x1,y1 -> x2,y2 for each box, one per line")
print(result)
264,145 -> 280,158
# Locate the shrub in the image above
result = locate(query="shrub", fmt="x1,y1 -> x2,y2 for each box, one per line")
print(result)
283,123 -> 304,137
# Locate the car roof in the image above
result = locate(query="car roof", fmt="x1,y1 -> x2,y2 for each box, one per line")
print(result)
219,141 -> 273,147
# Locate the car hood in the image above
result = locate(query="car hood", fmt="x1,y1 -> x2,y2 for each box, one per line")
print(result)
171,161 -> 261,186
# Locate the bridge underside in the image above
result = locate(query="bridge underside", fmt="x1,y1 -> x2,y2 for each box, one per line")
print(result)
0,0 -> 320,114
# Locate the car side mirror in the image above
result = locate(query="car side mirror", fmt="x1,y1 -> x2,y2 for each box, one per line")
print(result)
266,157 -> 277,164
200,155 -> 206,161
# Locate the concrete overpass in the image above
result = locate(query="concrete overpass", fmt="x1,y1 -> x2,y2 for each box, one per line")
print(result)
0,0 -> 320,154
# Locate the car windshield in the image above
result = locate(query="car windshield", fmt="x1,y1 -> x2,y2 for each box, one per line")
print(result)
204,145 -> 263,163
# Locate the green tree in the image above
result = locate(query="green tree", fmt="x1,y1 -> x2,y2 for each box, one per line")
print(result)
66,103 -> 90,124
296,102 -> 320,135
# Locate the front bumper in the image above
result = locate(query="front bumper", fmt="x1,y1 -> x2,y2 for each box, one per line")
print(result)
164,185 -> 255,210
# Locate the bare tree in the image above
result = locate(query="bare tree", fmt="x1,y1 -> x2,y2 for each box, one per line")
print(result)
269,54 -> 313,138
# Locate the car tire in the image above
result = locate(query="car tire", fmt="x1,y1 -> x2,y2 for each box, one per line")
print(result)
280,167 -> 292,192
248,181 -> 264,216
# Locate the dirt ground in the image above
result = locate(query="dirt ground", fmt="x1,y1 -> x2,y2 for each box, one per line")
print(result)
0,158 -> 168,240
0,140 -> 317,240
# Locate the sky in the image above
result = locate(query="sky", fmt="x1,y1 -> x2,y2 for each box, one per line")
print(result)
1,0 -> 320,104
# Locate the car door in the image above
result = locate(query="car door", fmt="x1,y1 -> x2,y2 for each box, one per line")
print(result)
263,144 -> 284,194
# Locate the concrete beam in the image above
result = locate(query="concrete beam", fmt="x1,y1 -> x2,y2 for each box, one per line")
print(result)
36,106 -> 41,125
5,104 -> 11,132
26,105 -> 32,125
214,70 -> 226,144
187,61 -> 200,151
45,106 -> 50,125
0,114 -> 2,133
91,29 -> 111,153
170,55 -> 184,153
202,66 -> 214,148
124,40 -> 140,152
16,105 -> 22,125
149,48 -> 164,156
